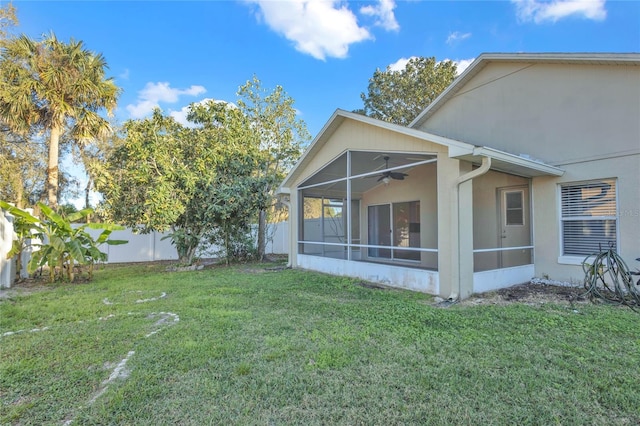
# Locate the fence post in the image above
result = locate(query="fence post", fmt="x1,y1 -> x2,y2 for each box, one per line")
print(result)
1,211 -> 16,288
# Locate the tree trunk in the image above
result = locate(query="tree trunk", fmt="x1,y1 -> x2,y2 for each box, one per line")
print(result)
85,176 -> 93,222
178,245 -> 197,265
67,257 -> 74,282
257,209 -> 267,261
14,174 -> 24,208
47,126 -> 61,208
85,177 -> 91,209
225,230 -> 230,266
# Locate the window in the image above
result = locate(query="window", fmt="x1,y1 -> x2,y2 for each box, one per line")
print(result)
561,179 -> 617,256
504,190 -> 524,226
368,201 -> 420,261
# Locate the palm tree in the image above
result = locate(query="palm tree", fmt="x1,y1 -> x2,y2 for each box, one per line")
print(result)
0,33 -> 120,208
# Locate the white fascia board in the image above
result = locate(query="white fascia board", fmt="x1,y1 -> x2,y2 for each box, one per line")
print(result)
448,145 -> 475,158
279,109 -> 347,189
473,146 -> 565,176
275,186 -> 290,197
409,54 -> 488,129
479,52 -> 640,64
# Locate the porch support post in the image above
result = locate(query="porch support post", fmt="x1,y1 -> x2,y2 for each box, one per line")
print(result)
437,153 -> 474,300
457,179 -> 474,300
289,190 -> 299,268
437,154 -> 461,299
346,151 -> 352,261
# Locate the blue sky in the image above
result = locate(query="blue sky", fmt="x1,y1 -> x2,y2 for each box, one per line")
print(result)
6,1 -> 640,206
11,0 -> 639,137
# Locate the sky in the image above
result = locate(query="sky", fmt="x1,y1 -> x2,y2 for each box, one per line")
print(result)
6,0 -> 640,205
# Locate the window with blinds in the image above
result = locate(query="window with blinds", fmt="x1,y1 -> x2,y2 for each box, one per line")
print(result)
560,179 -> 617,256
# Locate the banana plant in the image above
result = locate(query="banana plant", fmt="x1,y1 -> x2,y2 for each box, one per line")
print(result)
0,201 -> 127,282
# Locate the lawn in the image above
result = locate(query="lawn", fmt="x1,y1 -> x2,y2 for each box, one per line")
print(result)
1,262 -> 639,425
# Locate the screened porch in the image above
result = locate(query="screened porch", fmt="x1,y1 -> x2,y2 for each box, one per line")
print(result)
295,149 -> 536,276
297,150 -> 438,270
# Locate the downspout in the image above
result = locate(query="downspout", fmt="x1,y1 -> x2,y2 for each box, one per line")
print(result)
448,156 -> 491,301
456,155 -> 492,185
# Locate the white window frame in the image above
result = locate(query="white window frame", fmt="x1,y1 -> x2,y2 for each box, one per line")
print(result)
558,178 -> 618,265
503,189 -> 525,227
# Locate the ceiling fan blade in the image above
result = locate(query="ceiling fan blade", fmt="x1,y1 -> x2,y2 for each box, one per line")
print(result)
390,172 -> 408,180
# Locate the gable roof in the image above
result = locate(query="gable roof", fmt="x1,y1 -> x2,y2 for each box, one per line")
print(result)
278,109 -> 475,193
409,52 -> 640,129
278,108 -> 563,195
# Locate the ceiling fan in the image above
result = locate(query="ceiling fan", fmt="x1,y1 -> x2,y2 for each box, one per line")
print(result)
375,156 -> 408,182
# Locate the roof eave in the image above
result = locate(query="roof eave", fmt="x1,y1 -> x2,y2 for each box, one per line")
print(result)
277,109 -> 476,193
454,146 -> 565,177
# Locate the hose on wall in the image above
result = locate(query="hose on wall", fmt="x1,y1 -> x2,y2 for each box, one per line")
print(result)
582,245 -> 640,309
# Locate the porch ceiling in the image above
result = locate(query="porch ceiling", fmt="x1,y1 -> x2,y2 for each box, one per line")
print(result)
299,151 -> 436,196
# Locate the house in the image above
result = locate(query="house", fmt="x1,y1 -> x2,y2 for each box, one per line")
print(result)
276,53 -> 640,300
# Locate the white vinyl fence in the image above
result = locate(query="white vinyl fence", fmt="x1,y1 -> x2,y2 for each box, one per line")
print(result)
0,221 -> 289,285
89,222 -> 289,263
1,210 -> 16,288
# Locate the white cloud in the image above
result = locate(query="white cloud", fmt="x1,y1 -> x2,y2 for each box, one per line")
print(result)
446,31 -> 472,45
169,102 -> 204,127
119,68 -> 130,80
126,100 -> 158,120
452,58 -> 475,75
513,0 -> 607,23
360,0 -> 399,31
246,0 -> 372,60
169,99 -> 238,127
126,82 -> 206,119
388,56 -> 414,72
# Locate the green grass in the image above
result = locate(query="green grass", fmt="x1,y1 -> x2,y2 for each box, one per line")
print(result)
1,263 -> 639,425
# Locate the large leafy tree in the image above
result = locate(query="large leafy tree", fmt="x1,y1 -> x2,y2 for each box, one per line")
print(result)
357,56 -> 457,126
0,33 -> 120,208
236,77 -> 310,260
188,101 -> 267,263
0,128 -> 46,207
97,106 -> 266,264
0,3 -> 17,41
97,110 -> 194,233
71,119 -> 124,211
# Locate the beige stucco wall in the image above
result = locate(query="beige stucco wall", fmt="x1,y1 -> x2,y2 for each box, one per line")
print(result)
291,120 -> 448,188
419,62 -> 640,165
417,61 -> 639,284
473,171 -> 530,271
361,162 -> 438,268
533,154 -> 640,283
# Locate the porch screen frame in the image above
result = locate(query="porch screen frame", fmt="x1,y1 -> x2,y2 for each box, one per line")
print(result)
297,150 -> 438,263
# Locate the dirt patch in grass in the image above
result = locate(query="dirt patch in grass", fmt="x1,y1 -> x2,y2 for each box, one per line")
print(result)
0,276 -> 52,299
461,282 -> 587,307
